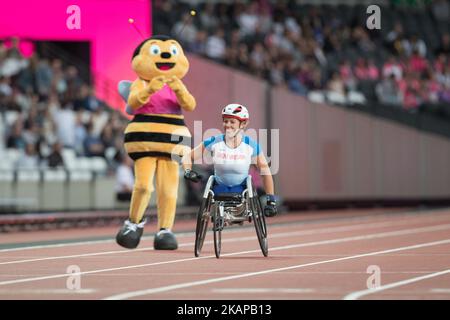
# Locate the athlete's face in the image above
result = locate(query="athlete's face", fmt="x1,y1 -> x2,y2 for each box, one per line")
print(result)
223,117 -> 246,138
222,118 -> 241,131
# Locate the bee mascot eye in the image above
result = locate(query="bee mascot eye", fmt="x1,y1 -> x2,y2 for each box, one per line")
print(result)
150,44 -> 161,55
170,45 -> 178,56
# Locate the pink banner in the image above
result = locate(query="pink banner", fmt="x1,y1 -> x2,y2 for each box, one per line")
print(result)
0,0 -> 151,110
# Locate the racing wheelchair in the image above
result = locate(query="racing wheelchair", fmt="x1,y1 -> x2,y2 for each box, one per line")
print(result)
194,175 -> 268,258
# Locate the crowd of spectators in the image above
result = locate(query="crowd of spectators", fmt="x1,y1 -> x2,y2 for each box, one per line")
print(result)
0,38 -> 129,170
154,0 -> 450,112
2,1 -> 450,172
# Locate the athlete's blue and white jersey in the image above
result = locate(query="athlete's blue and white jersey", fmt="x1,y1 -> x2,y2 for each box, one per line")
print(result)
203,134 -> 261,187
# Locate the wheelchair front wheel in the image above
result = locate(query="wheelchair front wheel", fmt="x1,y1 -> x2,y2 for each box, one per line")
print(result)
251,195 -> 268,257
194,194 -> 211,257
212,206 -> 222,259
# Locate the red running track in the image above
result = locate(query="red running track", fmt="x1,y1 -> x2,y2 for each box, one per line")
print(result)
0,207 -> 449,300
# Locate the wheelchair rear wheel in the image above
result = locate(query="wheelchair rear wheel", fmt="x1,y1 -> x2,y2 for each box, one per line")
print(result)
212,206 -> 222,258
194,194 -> 212,257
251,195 -> 268,257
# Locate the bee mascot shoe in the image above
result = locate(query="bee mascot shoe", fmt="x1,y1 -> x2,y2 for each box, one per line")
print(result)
116,35 -> 196,250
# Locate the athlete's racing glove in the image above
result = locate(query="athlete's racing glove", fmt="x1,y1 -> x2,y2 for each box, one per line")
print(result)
184,169 -> 202,183
264,194 -> 278,217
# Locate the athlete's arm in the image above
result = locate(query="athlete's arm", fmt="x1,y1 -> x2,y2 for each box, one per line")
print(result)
255,153 -> 274,195
181,143 -> 205,171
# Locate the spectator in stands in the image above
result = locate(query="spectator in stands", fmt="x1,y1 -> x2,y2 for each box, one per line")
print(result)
376,74 -> 403,106
353,58 -> 366,81
50,59 -> 67,95
0,42 -> 27,78
382,55 -> 404,81
52,100 -> 76,148
402,34 -> 427,58
0,76 -> 13,97
190,30 -> 207,56
46,141 -> 64,168
16,54 -> 37,94
437,64 -> 450,90
431,0 -> 450,24
90,105 -> 108,137
237,43 -> 250,70
385,22 -> 405,56
74,111 -> 87,156
35,58 -> 52,97
205,27 -> 227,62
100,123 -> 115,149
115,152 -> 134,202
400,73 -> 422,111
152,0 -> 177,36
83,121 -> 105,157
352,26 -> 376,54
237,0 -> 259,37
16,142 -> 39,169
435,32 -> 450,56
172,12 -> 198,50
408,48 -> 429,74
421,71 -> 442,104
6,119 -> 26,149
269,60 -> 286,86
327,71 -> 346,96
249,42 -> 267,77
64,65 -> 83,101
439,82 -> 450,104
434,53 -> 448,75
199,2 -> 219,32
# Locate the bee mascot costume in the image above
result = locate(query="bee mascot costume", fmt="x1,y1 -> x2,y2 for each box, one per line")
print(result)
116,35 -> 196,250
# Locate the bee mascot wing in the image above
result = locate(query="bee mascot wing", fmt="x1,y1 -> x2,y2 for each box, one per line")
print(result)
118,80 -> 134,115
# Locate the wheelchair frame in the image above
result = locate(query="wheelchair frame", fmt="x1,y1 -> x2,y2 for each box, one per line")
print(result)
194,175 -> 268,258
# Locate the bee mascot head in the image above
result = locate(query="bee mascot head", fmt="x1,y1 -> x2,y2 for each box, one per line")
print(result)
131,35 -> 189,81
116,35 -> 196,251
118,34 -> 195,115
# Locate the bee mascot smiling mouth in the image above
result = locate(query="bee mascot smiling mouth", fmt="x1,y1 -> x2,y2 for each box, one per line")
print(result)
116,35 -> 196,250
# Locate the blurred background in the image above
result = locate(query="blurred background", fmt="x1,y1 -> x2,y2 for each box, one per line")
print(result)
0,0 -> 449,231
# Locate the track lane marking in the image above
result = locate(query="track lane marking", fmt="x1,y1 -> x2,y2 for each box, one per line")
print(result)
2,208 -> 449,253
1,217 -> 442,266
103,239 -> 450,300
343,269 -> 450,300
1,223 -> 450,288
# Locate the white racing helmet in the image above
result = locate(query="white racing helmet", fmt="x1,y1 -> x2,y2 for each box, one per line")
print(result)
221,103 -> 249,121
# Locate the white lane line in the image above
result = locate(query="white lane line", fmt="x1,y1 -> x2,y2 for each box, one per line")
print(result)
343,269 -> 450,300
3,211 -> 450,266
0,217 -> 434,266
2,207 -> 449,253
1,222 -> 450,288
430,288 -> 450,293
103,239 -> 450,300
0,288 -> 96,294
212,288 -> 315,294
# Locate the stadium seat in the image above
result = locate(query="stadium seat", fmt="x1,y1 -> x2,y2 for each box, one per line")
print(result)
308,91 -> 326,104
67,171 -> 93,210
105,147 -> 117,164
41,169 -> 67,211
93,174 -> 116,210
90,157 -> 108,174
15,169 -> 40,211
5,149 -> 20,165
347,91 -> 367,105
326,91 -> 347,105
62,148 -> 77,170
0,171 -> 14,211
